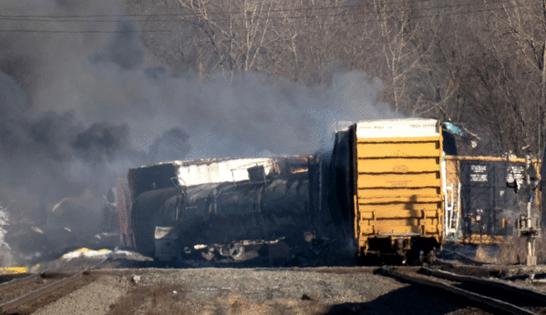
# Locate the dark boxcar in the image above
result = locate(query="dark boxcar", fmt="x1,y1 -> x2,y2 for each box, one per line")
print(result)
457,157 -> 537,243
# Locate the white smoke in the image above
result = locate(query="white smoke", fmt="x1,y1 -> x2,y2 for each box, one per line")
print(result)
0,204 -> 14,265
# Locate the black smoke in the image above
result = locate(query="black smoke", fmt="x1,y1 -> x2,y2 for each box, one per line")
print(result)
0,73 -> 191,261
72,122 -> 135,165
148,127 -> 191,163
93,20 -> 145,70
0,0 -> 393,263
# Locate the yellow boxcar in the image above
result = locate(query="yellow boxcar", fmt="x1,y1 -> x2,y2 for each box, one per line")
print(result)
352,119 -> 444,261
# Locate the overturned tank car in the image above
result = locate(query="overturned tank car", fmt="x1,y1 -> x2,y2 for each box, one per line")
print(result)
118,156 -> 346,265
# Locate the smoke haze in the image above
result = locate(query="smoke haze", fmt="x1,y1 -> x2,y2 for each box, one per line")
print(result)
0,0 -> 394,262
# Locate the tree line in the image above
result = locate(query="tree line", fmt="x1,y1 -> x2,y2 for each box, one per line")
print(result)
129,0 -> 546,157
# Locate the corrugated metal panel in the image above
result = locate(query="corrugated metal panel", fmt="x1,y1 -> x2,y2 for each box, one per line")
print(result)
353,119 -> 444,254
356,140 -> 440,158
357,172 -> 441,188
358,187 -> 441,199
358,158 -> 440,173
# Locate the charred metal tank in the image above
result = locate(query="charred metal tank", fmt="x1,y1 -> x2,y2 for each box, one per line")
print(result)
124,156 -> 343,264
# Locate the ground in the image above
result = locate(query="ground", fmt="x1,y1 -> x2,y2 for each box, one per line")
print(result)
32,267 -> 488,315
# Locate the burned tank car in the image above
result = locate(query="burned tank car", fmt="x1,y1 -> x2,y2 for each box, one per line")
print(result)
127,157 -> 340,264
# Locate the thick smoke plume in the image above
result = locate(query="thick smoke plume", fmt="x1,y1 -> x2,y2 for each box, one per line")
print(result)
0,0 -> 394,263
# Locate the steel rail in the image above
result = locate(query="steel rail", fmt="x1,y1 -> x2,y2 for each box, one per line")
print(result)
0,271 -> 87,314
0,274 -> 42,293
380,267 -> 538,315
0,258 -> 108,314
421,267 -> 546,305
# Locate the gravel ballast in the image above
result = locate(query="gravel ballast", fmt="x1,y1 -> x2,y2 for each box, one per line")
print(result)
31,267 -> 489,314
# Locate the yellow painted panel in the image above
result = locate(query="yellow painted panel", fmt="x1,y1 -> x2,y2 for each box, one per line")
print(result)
360,209 -> 440,219
353,130 -> 444,254
360,216 -> 441,226
361,218 -> 440,228
0,266 -> 29,274
361,223 -> 440,236
356,142 -> 440,158
357,157 -> 440,173
360,225 -> 373,235
357,172 -> 441,188
357,202 -> 441,213
359,195 -> 442,204
359,225 -> 434,236
360,219 -> 441,231
357,187 -> 440,198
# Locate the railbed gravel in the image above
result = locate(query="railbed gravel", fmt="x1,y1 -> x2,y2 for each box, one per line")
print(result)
32,267 -> 489,315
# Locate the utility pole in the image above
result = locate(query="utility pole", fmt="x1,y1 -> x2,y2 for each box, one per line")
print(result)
516,155 -> 540,266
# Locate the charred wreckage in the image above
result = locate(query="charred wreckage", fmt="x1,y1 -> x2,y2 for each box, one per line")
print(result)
116,118 -> 545,266
2,118 -> 543,268
117,156 -> 350,265
118,119 -> 449,265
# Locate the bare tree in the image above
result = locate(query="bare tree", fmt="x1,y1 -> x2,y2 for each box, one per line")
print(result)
127,0 -> 546,155
173,0 -> 278,78
496,0 -> 546,155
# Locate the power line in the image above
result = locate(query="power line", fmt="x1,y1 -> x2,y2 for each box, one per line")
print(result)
0,29 -> 170,34
0,0 -> 535,22
0,1 -> 536,34
0,1 -> 439,19
343,1 -> 538,26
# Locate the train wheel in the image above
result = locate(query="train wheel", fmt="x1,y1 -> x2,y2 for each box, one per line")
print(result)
229,244 -> 246,261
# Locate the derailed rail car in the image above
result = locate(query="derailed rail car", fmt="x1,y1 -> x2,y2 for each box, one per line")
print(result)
118,118 -> 446,264
120,156 -> 346,264
335,119 -> 444,262
443,155 -> 540,244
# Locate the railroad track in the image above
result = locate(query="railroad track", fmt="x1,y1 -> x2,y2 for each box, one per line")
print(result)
380,266 -> 546,315
0,260 -> 107,314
